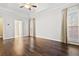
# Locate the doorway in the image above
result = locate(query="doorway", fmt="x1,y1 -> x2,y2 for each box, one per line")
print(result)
15,20 -> 23,38
30,18 -> 36,37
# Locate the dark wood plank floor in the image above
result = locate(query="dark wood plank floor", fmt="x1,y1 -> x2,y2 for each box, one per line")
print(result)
0,36 -> 79,56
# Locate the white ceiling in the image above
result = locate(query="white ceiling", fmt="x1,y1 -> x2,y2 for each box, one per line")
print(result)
35,3 -> 78,12
0,3 -> 29,14
0,3 -> 78,15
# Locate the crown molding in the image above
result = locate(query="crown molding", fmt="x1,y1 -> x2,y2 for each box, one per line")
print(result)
34,3 -> 78,15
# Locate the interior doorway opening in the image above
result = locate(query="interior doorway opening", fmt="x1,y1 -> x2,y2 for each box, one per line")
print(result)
15,20 -> 23,38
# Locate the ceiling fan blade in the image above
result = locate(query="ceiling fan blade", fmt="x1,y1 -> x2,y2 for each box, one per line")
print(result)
20,6 -> 24,8
32,5 -> 37,8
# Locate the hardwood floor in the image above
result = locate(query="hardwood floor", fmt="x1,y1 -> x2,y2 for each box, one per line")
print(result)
0,37 -> 79,56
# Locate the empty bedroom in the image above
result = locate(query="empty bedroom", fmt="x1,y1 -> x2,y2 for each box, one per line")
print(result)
0,3 -> 79,56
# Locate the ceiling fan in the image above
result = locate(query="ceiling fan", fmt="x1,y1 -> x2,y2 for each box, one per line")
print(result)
19,3 -> 37,10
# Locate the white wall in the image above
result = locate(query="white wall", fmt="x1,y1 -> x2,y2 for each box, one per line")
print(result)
35,9 -> 62,41
0,3 -> 78,41
0,7 -> 29,39
35,4 -> 78,42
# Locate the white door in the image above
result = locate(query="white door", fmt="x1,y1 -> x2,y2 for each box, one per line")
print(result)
15,20 -> 23,38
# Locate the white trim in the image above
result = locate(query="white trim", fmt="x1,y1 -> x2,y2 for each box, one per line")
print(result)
34,4 -> 78,15
36,35 -> 61,42
3,36 -> 14,40
68,41 -> 79,45
3,35 -> 28,39
36,35 -> 79,45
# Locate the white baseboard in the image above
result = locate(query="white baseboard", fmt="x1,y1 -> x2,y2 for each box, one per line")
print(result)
68,41 -> 79,45
36,35 -> 61,42
3,35 -> 28,40
3,36 -> 14,40
36,35 -> 79,46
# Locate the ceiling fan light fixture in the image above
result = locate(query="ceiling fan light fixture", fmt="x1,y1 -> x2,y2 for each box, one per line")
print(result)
24,4 -> 31,9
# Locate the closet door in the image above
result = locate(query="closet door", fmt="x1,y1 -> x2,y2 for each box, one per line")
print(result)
67,5 -> 79,45
0,16 -> 3,39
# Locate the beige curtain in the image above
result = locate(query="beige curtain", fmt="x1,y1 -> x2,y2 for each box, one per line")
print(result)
61,8 -> 68,44
28,18 -> 31,37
